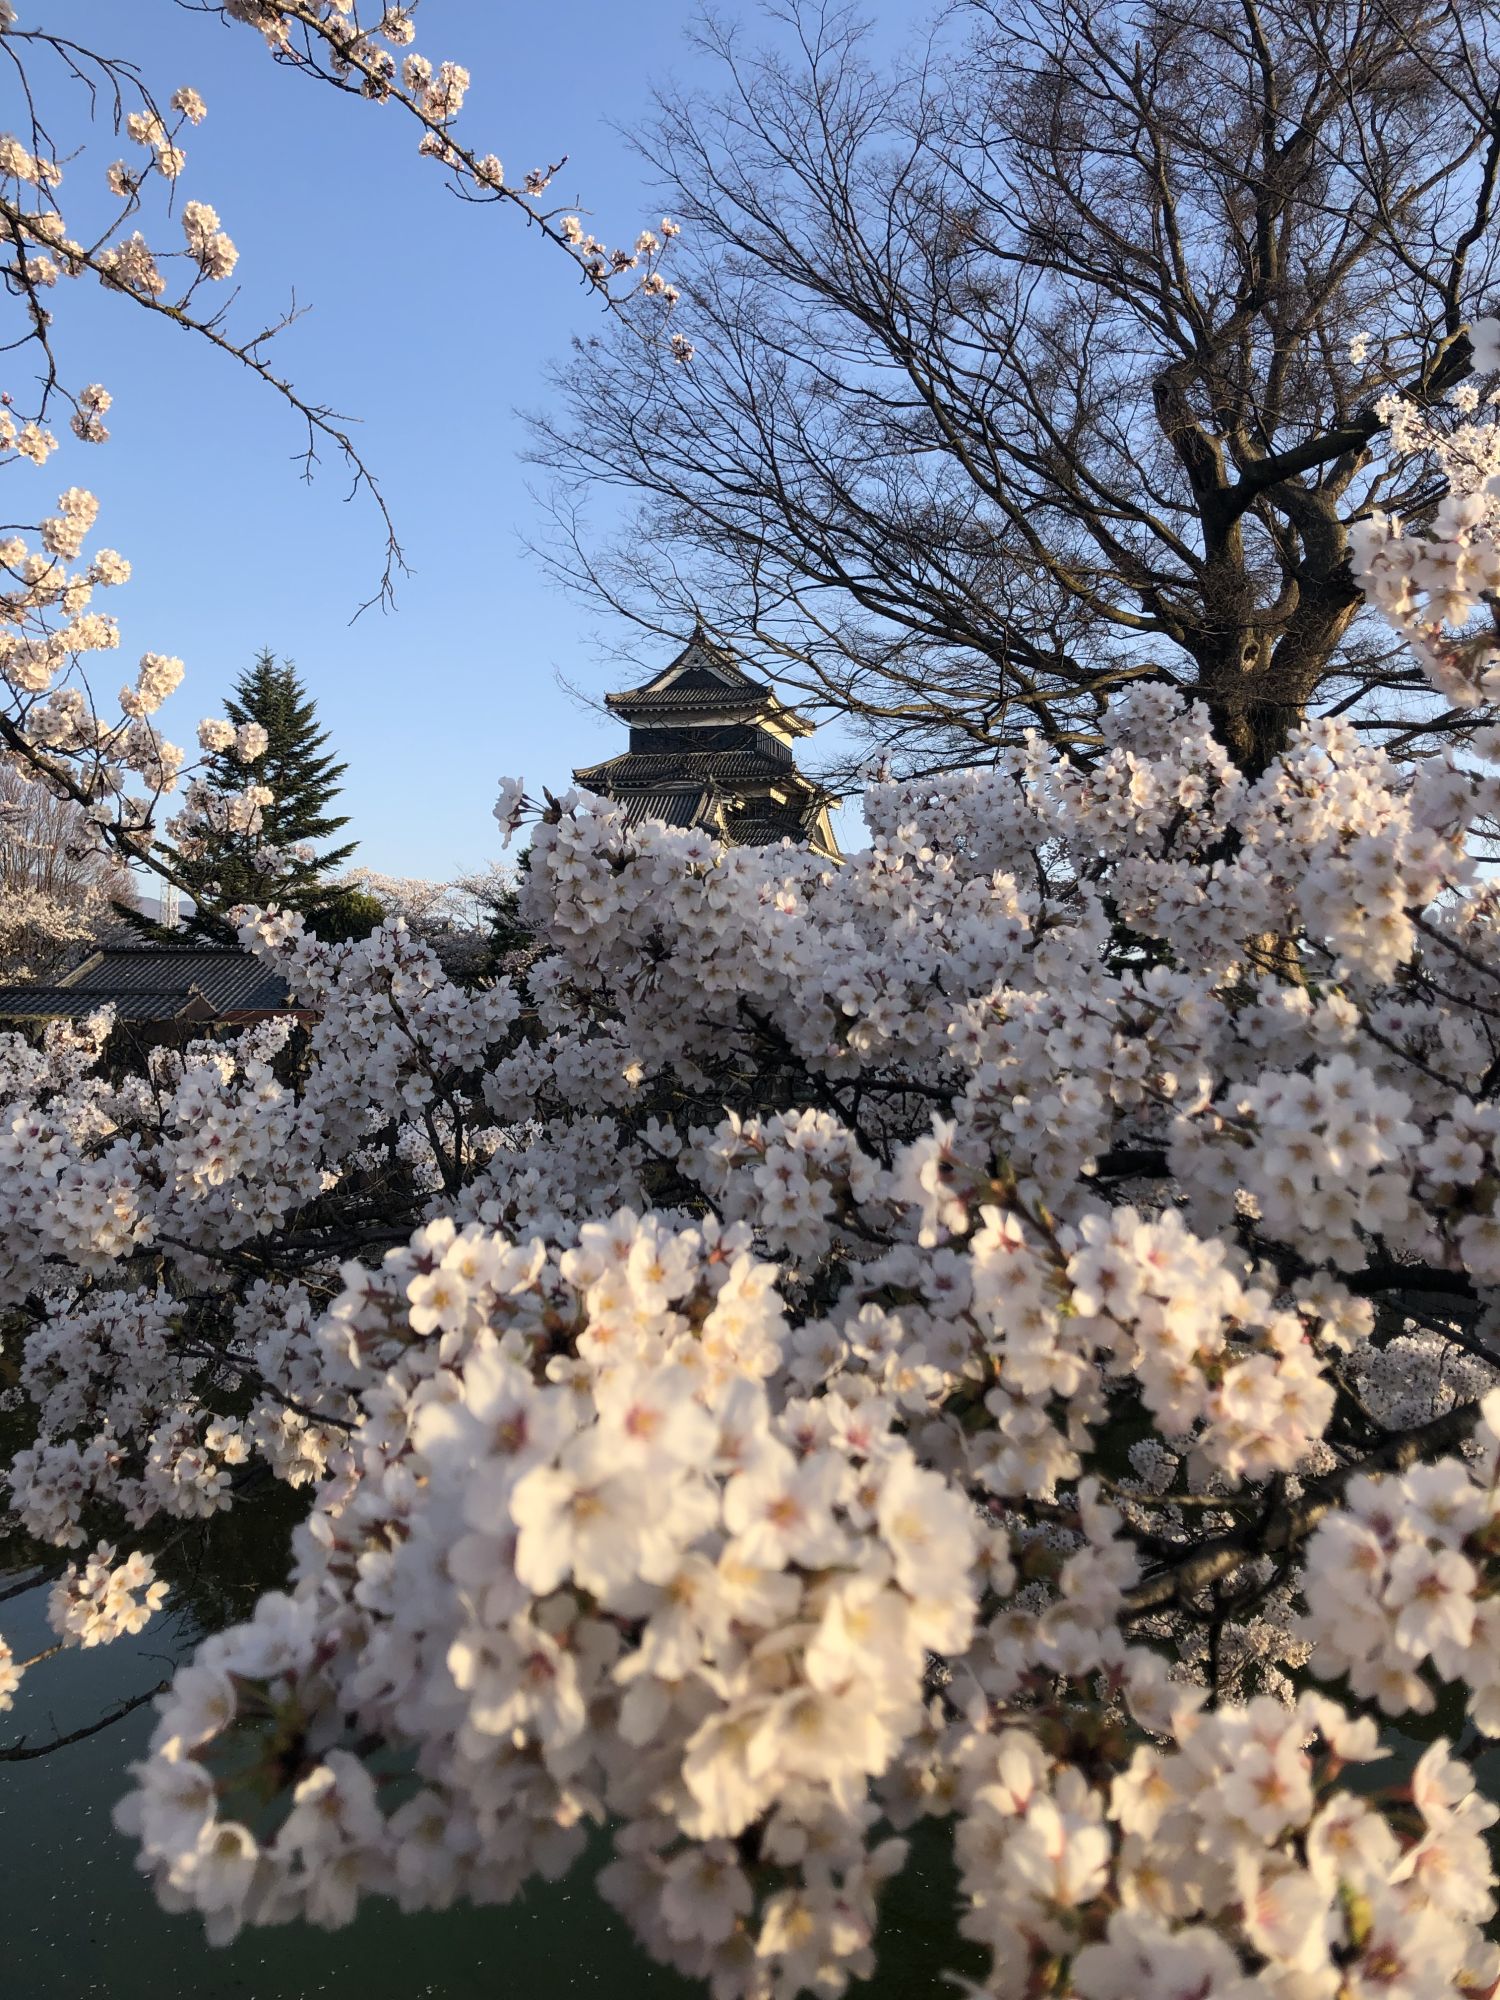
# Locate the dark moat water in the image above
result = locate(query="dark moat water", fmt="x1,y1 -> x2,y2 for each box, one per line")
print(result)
9,1484 -> 1490,2000
0,1524 -> 977,2000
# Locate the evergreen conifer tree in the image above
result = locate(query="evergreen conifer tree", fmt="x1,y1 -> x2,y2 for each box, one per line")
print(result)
170,652 -> 369,942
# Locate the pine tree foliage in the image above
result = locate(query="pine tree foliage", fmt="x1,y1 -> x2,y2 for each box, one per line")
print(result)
179,652 -> 361,941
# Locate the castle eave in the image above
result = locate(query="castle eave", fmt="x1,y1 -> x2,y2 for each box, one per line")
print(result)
574,748 -> 824,790
606,638 -> 814,736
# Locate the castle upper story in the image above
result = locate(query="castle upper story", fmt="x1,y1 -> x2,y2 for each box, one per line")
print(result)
573,629 -> 840,860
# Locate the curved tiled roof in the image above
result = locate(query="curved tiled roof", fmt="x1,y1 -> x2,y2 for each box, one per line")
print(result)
574,748 -> 823,789
605,636 -> 814,737
0,945 -> 295,1022
607,685 -> 769,712
617,636 -> 763,695
721,815 -> 810,847
617,790 -> 715,829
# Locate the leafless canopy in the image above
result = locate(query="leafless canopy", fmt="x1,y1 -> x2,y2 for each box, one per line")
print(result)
0,758 -> 134,978
529,0 -> 1500,778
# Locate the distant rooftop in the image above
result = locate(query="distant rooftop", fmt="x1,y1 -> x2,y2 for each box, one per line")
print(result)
0,944 -> 299,1024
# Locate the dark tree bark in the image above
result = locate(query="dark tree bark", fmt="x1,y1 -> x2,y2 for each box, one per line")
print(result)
529,0 -> 1500,777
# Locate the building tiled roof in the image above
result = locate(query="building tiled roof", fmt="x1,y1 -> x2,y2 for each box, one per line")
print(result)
607,685 -> 769,713
0,985 -> 219,1023
71,948 -> 291,1008
577,631 -> 840,862
574,748 -> 821,790
617,635 -> 762,696
0,985 -> 109,1021
722,812 -> 816,847
617,790 -> 716,829
0,945 -> 296,1023
605,635 -> 813,737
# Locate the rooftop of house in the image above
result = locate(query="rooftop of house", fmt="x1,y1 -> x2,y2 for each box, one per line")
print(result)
0,943 -> 298,1023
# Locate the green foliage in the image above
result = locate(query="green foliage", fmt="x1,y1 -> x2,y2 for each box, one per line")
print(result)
305,887 -> 386,943
177,650 -> 357,938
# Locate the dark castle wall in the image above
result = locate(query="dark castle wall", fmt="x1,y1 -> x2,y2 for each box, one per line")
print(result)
627,723 -> 794,763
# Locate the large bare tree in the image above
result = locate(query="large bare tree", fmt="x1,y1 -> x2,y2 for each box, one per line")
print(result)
530,0 -> 1500,777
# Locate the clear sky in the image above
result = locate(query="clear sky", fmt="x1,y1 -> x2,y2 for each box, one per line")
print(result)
38,0 -> 898,879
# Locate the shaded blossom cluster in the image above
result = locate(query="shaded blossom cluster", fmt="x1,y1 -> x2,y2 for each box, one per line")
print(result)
3,60 -> 1500,1978
1,641 -> 1491,1988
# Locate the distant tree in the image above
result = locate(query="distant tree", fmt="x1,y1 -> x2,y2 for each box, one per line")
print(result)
0,761 -> 135,980
351,861 -> 531,978
457,859 -> 535,968
306,886 -> 387,944
176,651 -> 358,939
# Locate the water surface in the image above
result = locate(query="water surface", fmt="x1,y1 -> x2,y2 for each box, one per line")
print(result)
0,1527 -> 975,2000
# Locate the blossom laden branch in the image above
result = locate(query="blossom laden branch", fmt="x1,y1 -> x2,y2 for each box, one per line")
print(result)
1120,1399 -> 1486,1615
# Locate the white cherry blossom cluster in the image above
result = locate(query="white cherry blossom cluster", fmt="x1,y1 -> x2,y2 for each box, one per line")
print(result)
13,343 -> 1500,1985
1349,315 -> 1500,709
47,1542 -> 169,1649
1301,1396 -> 1500,1728
0,1635 -> 21,1712
108,1199 -> 1500,1996
949,1688 -> 1498,2000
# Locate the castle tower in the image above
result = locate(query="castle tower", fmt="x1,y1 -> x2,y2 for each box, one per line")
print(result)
573,629 -> 840,860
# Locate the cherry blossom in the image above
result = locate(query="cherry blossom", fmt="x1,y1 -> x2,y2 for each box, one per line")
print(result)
5,49 -> 1500,1978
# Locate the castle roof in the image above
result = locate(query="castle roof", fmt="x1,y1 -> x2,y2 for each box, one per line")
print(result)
575,629 -> 840,861
604,630 -> 814,738
572,747 -> 816,791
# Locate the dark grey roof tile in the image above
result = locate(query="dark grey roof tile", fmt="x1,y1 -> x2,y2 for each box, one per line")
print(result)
575,749 -> 815,787
60,947 -> 290,1012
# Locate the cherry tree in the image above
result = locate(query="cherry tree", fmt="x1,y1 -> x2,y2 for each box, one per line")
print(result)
343,861 -> 525,976
6,6 -> 1500,1993
0,1 -> 681,904
0,325 -> 1496,1990
0,0 -> 674,1763
0,759 -> 134,977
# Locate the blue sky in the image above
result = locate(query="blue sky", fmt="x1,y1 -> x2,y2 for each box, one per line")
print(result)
36,0 -> 900,878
